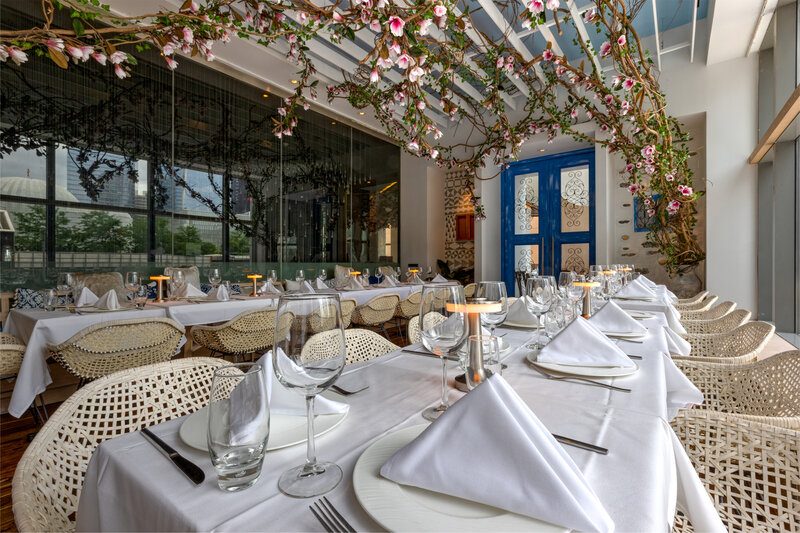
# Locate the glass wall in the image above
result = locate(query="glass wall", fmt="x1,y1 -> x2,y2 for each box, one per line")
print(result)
0,2 -> 400,289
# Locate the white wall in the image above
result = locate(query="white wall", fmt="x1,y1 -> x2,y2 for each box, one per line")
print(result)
399,152 -> 446,270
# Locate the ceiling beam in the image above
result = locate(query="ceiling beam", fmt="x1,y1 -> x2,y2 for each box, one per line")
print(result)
690,0 -> 697,63
566,0 -> 601,73
747,0 -> 778,56
537,23 -> 564,57
652,0 -> 662,70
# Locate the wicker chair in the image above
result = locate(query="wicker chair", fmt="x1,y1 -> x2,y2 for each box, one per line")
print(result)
464,283 -> 476,298
72,272 -> 126,300
351,294 -> 400,339
163,265 -> 201,290
676,321 -> 775,364
393,290 -> 421,343
12,357 -> 226,533
344,329 -> 399,364
1,333 -> 47,423
674,350 -> 800,429
674,295 -> 718,313
681,309 -> 751,335
191,308 -> 286,361
679,300 -> 736,322
47,318 -> 185,382
670,410 -> 800,532
407,312 -> 448,344
676,291 -> 709,306
341,298 -> 356,329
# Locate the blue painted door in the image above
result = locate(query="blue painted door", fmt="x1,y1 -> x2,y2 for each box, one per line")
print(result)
501,148 -> 595,295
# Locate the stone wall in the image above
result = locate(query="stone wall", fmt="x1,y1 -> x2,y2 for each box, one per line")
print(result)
443,169 -> 475,271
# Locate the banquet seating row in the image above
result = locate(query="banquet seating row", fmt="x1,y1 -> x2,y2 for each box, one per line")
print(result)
676,322 -> 776,364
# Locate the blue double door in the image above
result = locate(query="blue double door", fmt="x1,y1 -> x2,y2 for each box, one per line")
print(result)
501,148 -> 596,295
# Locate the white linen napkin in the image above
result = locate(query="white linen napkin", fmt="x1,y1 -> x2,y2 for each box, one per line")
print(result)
615,278 -> 657,300
342,277 -> 363,291
663,305 -> 687,335
537,317 -> 634,368
656,286 -> 678,304
207,284 -> 230,301
380,375 -> 614,533
663,326 -> 691,356
75,287 -> 99,307
590,300 -> 647,335
505,295 -> 539,326
637,274 -> 657,289
431,273 -> 448,282
408,274 -> 424,285
299,281 -> 316,294
259,280 -> 282,296
94,290 -> 121,310
376,276 -> 397,288
254,352 -> 348,417
171,283 -> 206,299
228,370 -> 270,446
314,278 -> 328,290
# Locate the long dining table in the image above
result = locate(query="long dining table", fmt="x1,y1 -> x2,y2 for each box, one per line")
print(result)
75,311 -> 725,532
3,284 -> 422,418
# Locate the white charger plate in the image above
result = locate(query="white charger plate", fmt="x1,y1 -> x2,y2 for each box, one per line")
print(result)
179,405 -> 347,452
353,425 -> 566,532
525,352 -> 639,377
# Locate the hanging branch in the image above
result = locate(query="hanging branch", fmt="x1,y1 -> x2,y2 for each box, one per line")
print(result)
0,0 -> 704,272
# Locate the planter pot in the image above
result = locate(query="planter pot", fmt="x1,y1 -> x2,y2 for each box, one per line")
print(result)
668,265 -> 702,299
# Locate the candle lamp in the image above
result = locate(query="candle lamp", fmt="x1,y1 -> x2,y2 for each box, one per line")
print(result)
573,281 -> 600,318
247,274 -> 262,296
149,275 -> 170,302
446,298 -> 503,392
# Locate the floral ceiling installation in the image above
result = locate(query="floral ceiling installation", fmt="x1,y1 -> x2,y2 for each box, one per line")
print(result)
0,0 -> 703,271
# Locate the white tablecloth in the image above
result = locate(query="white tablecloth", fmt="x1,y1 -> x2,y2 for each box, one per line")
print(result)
76,317 -> 722,532
614,297 -> 686,335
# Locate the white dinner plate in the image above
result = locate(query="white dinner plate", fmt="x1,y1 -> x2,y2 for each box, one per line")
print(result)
179,405 -> 347,452
353,425 -> 566,532
525,352 -> 639,377
500,320 -> 539,329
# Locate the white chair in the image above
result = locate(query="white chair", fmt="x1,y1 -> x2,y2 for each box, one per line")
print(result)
676,291 -> 709,306
677,321 -> 775,364
351,294 -> 400,339
679,300 -> 736,322
681,309 -> 751,335
674,294 -> 718,312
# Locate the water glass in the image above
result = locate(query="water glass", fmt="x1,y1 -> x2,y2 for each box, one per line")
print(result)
132,286 -> 148,309
525,276 -> 555,351
125,272 -> 142,296
295,270 -> 305,283
476,281 -> 508,335
43,289 -> 57,311
208,268 -> 221,286
268,269 -> 278,283
463,335 -> 501,389
170,270 -> 184,298
318,269 -> 327,282
57,272 -> 74,291
208,363 -> 269,492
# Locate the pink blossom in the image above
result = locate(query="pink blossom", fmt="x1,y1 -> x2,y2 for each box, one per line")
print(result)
396,53 -> 412,69
433,4 -> 447,17
556,65 -> 566,76
599,41 -> 611,56
625,164 -> 634,171
8,47 -> 27,65
620,101 -> 631,115
527,0 -> 545,14
388,16 -> 405,37
114,64 -> 128,79
604,94 -> 614,105
645,165 -> 655,174
46,39 -> 64,52
181,44 -> 191,54
67,46 -> 84,60
298,12 -> 309,24
641,145 -> 656,157
165,56 -> 178,70
496,57 -> 505,68
612,76 -> 621,87
416,100 -> 426,111
109,51 -> 127,64
408,65 -> 425,82
430,149 -> 439,159
205,51 -> 215,61
377,57 -> 393,68
283,129 -> 293,136
584,8 -> 597,22
644,198 -> 651,206
390,42 -> 401,56
278,107 -> 287,116
0,46 -> 9,62
91,53 -> 107,65
370,19 -> 381,31
163,43 -> 175,55
332,11 -> 343,22
570,109 -> 578,118
377,0 -> 387,8
276,13 -> 285,22
521,18 -> 532,30
418,19 -> 432,35
542,49 -> 554,61
189,1 -> 200,12
182,27 -> 194,44
407,140 -> 419,152
628,184 -> 639,193
681,186 -> 693,196
546,0 -> 559,9
647,209 -> 655,216
623,78 -> 635,90
665,173 -> 674,182
370,69 -> 380,83
617,34 -> 627,47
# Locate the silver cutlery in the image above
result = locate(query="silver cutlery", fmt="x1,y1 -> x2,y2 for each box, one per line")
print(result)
141,428 -> 205,485
401,348 -> 459,361
527,364 -> 632,393
309,496 -> 356,533
330,384 -> 369,396
552,434 -> 608,455
606,335 -> 645,343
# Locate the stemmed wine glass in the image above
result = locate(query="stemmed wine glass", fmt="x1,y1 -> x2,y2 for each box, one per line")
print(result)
362,267 -> 371,286
558,271 -> 576,298
57,272 -> 74,292
208,268 -> 221,287
272,294 -> 346,497
375,268 -> 384,284
125,272 -> 142,300
318,269 -> 327,282
476,281 -> 508,336
525,276 -> 555,351
268,269 -> 278,283
566,280 -> 585,320
419,283 -> 467,421
169,270 -> 184,299
295,270 -> 305,283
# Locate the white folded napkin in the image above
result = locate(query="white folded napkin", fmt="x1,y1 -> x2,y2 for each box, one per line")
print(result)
255,352 -> 349,417
299,281 -> 316,294
207,285 -> 230,301
590,300 -> 647,335
284,280 -> 300,291
376,276 -> 397,288
259,280 -> 282,296
408,274 -> 424,285
314,278 -> 328,290
615,278 -> 657,300
663,305 -> 687,335
654,285 -> 678,304
380,375 -> 614,533
431,273 -> 448,282
637,274 -> 657,289
505,295 -> 539,326
342,277 -> 363,291
94,290 -> 121,310
171,283 -> 206,299
537,317 -> 634,368
75,287 -> 99,307
663,326 -> 691,356
228,369 -> 270,446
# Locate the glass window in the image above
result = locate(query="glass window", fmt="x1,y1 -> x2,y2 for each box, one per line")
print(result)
0,147 -> 48,200
55,146 -> 146,208
54,207 -> 147,268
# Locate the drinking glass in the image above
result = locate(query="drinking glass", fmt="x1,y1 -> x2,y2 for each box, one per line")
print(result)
295,270 -> 305,283
170,270 -> 184,298
132,286 -> 148,309
463,335 -> 501,388
57,272 -> 74,291
268,269 -> 278,283
525,276 -> 555,351
376,269 -> 384,283
558,271 -> 576,297
273,294 -> 346,497
43,289 -> 56,311
476,281 -> 508,336
395,266 -> 402,279
363,267 -> 370,280
208,363 -> 270,492
125,272 -> 142,297
420,283 -> 467,421
318,269 -> 327,282
208,268 -> 221,286
566,281 -> 584,320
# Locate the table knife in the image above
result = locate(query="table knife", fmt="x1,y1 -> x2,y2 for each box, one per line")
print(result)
552,434 -> 608,455
141,428 -> 205,485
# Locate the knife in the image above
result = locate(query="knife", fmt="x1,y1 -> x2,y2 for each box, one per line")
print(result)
401,348 -> 460,361
552,434 -> 608,455
141,428 -> 205,485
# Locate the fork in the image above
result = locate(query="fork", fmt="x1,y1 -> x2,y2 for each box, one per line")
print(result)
527,363 -> 632,393
309,496 -> 356,533
330,384 -> 369,396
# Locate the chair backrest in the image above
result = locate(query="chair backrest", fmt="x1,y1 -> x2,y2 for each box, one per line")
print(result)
718,321 -> 775,359
12,357 -> 226,533
192,308 -> 282,355
464,283 -> 476,298
341,298 -> 357,328
675,294 -> 719,312
677,290 -> 709,306
73,272 -> 125,300
680,300 -> 736,321
0,332 -> 25,377
670,410 -> 800,532
682,309 -> 751,335
343,329 -> 399,364
407,312 -> 448,344
395,290 -> 422,318
353,294 -> 400,325
163,266 -> 201,290
47,318 -> 185,380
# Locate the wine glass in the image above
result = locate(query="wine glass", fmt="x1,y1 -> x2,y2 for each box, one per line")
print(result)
318,269 -> 327,282
558,271 -> 576,298
295,270 -> 305,283
476,281 -> 508,336
170,270 -> 184,299
419,283 -> 467,421
395,266 -> 402,280
375,268 -> 384,283
463,335 -> 501,389
273,294 -> 346,497
268,269 -> 278,283
362,267 -> 370,285
525,276 -> 555,351
208,268 -> 221,287
57,272 -> 74,291
125,272 -> 142,299
43,289 -> 56,311
566,281 -> 585,320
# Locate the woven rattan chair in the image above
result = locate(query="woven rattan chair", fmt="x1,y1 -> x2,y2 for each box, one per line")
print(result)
163,265 -> 201,290
679,300 -> 736,322
674,295 -> 718,313
191,308 -> 286,361
407,312 -> 448,345
670,410 -> 800,532
393,290 -> 421,343
464,283 -> 476,298
72,272 -> 125,300
676,291 -> 709,306
344,329 -> 399,364
47,317 -> 185,382
341,298 -> 356,329
674,350 -> 800,429
1,333 -> 47,424
351,294 -> 400,339
681,309 -> 751,335
676,321 -> 775,364
12,357 -> 226,533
